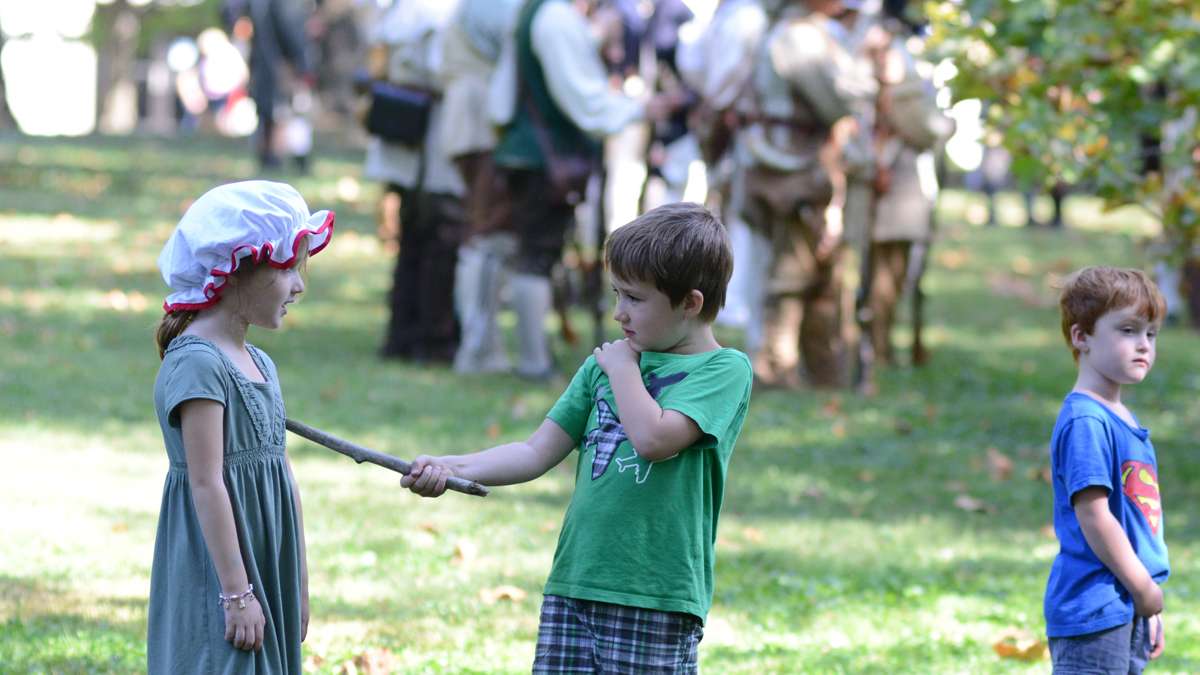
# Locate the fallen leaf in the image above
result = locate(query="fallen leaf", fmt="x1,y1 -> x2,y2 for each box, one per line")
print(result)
821,397 -> 843,417
1010,255 -> 1034,275
1027,465 -> 1052,483
1050,257 -> 1074,273
480,584 -> 528,604
831,420 -> 846,439
986,447 -> 1013,481
857,469 -> 876,483
992,629 -> 1049,661
510,399 -> 529,420
417,521 -> 440,533
742,527 -> 764,543
340,647 -> 399,674
452,539 -> 477,566
954,494 -> 995,514
986,272 -> 1053,308
937,248 -> 970,269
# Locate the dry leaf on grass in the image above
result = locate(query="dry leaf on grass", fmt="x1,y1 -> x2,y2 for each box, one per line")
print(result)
480,584 -> 528,604
452,539 -> 478,566
339,647 -> 399,674
986,447 -> 1013,481
992,629 -> 1049,661
986,272 -> 1053,308
1010,255 -> 1034,275
821,397 -> 843,417
937,248 -> 970,269
831,420 -> 846,439
954,494 -> 996,514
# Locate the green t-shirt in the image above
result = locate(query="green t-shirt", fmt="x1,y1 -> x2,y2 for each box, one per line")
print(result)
544,347 -> 753,620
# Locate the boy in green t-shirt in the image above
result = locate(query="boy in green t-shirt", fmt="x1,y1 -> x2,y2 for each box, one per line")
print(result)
402,202 -> 753,672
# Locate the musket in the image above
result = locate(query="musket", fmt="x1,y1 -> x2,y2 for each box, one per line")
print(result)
284,418 -> 489,497
590,165 -> 609,348
853,197 -> 878,394
905,238 -> 929,366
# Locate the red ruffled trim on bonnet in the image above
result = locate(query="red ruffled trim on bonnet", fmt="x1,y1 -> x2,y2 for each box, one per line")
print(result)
162,210 -> 335,313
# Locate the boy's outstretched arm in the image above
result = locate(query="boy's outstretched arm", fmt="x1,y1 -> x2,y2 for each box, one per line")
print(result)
1073,486 -> 1164,617
594,340 -> 703,461
401,419 -> 577,497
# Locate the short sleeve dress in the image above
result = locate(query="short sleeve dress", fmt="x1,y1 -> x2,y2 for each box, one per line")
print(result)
147,335 -> 303,675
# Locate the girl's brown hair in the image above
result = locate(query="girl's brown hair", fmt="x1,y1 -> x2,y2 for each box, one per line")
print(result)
156,310 -> 197,359
154,247 -> 310,359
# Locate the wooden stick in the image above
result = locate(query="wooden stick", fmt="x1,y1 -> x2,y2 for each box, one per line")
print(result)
285,418 -> 489,497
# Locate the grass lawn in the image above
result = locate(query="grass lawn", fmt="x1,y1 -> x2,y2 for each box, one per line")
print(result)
0,132 -> 1197,673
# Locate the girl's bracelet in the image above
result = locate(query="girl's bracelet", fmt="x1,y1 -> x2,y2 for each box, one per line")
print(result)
218,584 -> 256,610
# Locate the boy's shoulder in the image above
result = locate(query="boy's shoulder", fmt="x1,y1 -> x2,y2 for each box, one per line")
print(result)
1051,393 -> 1120,449
1057,392 -> 1108,419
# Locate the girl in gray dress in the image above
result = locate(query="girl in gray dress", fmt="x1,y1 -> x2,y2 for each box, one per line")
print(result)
148,180 -> 333,674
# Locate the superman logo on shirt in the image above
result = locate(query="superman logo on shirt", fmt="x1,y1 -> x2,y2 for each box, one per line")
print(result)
1121,460 -> 1162,535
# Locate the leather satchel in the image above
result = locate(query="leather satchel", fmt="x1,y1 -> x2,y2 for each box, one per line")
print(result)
365,81 -> 433,146
522,96 -> 593,206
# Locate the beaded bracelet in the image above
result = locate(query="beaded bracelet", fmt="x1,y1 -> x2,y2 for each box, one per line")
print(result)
218,584 -> 256,610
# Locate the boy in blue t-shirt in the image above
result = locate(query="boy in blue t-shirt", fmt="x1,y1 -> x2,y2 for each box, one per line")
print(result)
1045,266 -> 1169,672
401,202 -> 753,672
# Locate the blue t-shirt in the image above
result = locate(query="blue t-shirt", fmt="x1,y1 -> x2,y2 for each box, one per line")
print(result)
1044,392 -> 1169,638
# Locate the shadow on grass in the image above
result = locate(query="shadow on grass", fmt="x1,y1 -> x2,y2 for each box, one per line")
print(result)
0,575 -> 145,671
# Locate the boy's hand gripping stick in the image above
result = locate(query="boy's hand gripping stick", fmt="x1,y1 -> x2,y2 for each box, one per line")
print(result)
284,418 -> 489,497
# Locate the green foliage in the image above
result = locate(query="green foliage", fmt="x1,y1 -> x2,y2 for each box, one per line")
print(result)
1,133 -> 1198,672
927,0 -> 1200,252
89,0 -> 225,56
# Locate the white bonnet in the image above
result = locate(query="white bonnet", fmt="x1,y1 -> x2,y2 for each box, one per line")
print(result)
158,180 -> 334,312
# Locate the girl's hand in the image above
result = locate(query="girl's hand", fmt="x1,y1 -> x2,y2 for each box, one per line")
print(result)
1150,614 -> 1164,659
401,456 -> 452,497
224,595 -> 266,651
594,339 -> 640,376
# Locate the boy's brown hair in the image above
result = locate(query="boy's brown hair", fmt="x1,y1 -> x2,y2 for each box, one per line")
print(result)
605,202 -> 733,323
1059,266 -> 1167,361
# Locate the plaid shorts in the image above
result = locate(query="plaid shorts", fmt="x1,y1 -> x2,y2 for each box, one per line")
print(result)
532,594 -> 704,674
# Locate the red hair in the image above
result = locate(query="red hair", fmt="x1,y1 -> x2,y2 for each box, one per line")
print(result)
1059,266 -> 1167,361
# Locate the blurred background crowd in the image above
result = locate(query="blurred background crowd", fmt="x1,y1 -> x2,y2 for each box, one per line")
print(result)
1,0 -> 1196,391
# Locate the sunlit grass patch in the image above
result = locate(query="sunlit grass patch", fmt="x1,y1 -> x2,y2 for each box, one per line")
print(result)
1,134 -> 1198,672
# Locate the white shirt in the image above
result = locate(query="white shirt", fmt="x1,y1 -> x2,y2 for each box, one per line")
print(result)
529,1 -> 644,139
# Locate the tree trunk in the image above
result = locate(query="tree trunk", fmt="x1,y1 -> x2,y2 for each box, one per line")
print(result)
1183,257 -> 1200,330
94,0 -> 142,134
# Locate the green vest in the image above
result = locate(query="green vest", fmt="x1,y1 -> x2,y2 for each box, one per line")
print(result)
493,0 -> 601,170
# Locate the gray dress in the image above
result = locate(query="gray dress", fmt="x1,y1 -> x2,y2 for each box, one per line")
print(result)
148,335 -> 302,674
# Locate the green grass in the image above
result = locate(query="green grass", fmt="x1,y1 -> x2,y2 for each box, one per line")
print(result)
1,132 -> 1198,673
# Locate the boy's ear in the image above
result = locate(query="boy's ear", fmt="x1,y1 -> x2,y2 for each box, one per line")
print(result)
682,289 -> 705,318
1069,323 -> 1089,350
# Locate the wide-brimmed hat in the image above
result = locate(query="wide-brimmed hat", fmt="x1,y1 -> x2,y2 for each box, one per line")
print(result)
158,180 -> 334,312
